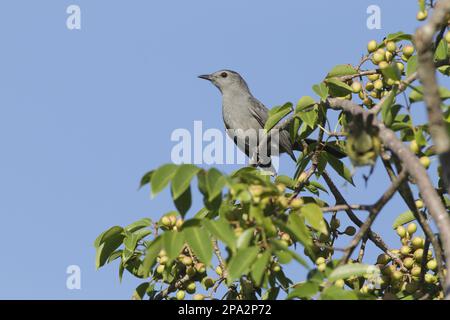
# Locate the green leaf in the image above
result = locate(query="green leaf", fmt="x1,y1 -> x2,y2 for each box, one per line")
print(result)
409,86 -> 450,103
321,286 -> 358,300
381,89 -> 399,127
139,171 -> 154,189
328,264 -> 379,281
312,82 -> 329,101
285,214 -> 313,248
173,186 -> 192,217
407,55 -> 418,77
415,127 -> 427,147
308,181 -> 328,194
142,236 -> 162,276
300,203 -> 328,235
381,63 -> 401,82
184,225 -> 213,265
385,31 -> 413,42
125,218 -> 152,233
392,210 -> 416,229
275,175 -> 297,189
264,103 -> 293,132
275,250 -> 293,264
203,218 -> 237,252
205,168 -> 226,202
296,96 -> 316,113
297,108 -> 318,129
435,39 -> 448,61
151,164 -> 178,197
123,232 -> 139,252
287,282 -> 320,299
326,65 -> 358,78
163,231 -> 185,261
323,153 -> 354,185
326,78 -> 353,97
227,246 -> 260,283
171,164 -> 200,200
251,250 -> 271,287
236,228 -> 255,249
132,283 -> 150,300
270,240 -> 309,268
94,226 -> 125,269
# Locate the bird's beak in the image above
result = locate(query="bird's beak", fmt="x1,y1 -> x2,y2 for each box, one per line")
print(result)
198,74 -> 212,81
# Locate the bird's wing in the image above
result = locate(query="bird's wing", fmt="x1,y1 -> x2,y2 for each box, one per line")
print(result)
248,97 -> 269,128
248,97 -> 296,161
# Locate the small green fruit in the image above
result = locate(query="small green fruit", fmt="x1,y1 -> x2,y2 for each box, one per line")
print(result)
403,45 -> 415,57
412,237 -> 424,250
396,226 -> 407,238
411,266 -> 422,277
335,279 -> 345,288
186,281 -> 196,294
276,183 -> 286,193
365,82 -> 375,91
344,226 -> 356,236
425,273 -> 437,284
368,73 -> 380,81
161,216 -> 171,227
156,264 -> 165,274
377,254 -> 390,265
182,256 -> 193,266
159,255 -> 169,265
415,200 -> 424,209
281,233 -> 291,242
417,10 -> 428,21
391,270 -> 403,281
330,218 -> 340,230
386,41 -> 397,53
414,248 -> 424,261
202,277 -> 215,289
351,81 -> 362,93
374,79 -> 384,90
409,140 -> 420,154
372,52 -> 385,64
367,40 -> 378,53
419,156 -> 431,169
378,61 -> 389,70
317,263 -> 327,272
403,257 -> 415,269
195,263 -> 206,274
407,223 -> 417,235
400,245 -> 411,255
176,290 -> 186,300
291,198 -> 304,209
445,32 -> 450,44
427,259 -> 437,271
315,257 -> 326,265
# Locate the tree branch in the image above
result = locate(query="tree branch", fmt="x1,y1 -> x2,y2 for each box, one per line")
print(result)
327,97 -> 450,299
415,0 -> 450,196
339,170 -> 408,265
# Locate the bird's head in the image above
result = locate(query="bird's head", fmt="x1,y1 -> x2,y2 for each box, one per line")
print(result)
198,70 -> 250,94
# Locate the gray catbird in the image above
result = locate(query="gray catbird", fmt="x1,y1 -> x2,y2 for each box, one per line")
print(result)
199,69 -> 343,166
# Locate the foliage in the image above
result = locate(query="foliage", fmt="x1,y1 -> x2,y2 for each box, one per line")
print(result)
95,1 -> 450,300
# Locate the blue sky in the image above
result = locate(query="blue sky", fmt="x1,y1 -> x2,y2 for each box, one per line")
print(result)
0,0 -> 447,299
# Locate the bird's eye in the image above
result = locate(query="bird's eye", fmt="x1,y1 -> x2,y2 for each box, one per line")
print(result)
220,72 -> 228,78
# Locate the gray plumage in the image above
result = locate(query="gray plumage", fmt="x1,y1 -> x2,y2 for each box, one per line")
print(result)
198,70 -> 296,164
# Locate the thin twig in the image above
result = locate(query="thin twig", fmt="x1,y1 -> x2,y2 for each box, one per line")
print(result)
339,170 -> 408,265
